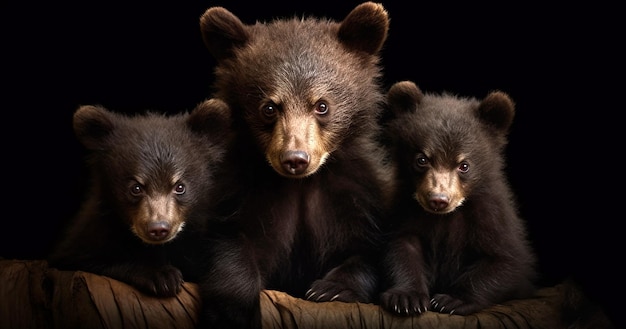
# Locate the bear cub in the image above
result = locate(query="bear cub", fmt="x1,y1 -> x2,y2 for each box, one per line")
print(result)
380,81 -> 537,316
197,2 -> 394,328
48,99 -> 232,297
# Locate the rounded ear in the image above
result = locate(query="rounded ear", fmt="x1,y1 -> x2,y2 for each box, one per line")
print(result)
199,6 -> 250,61
476,91 -> 515,134
337,2 -> 389,55
387,80 -> 424,115
73,105 -> 115,150
187,98 -> 233,141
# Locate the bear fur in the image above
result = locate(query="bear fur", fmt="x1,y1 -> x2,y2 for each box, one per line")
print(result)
47,99 -> 233,297
197,2 -> 394,328
380,81 -> 537,316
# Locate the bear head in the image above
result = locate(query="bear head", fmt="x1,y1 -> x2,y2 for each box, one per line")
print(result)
386,80 -> 515,214
199,2 -> 389,178
73,99 -> 232,244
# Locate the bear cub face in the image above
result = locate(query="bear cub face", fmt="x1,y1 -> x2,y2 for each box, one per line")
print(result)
200,1 -> 389,178
72,99 -> 232,244
386,80 -> 515,213
49,99 -> 232,297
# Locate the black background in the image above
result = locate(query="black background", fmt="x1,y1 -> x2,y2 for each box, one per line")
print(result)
3,1 -> 620,327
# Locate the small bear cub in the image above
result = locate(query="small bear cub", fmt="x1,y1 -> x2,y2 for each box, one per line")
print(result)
48,99 -> 232,297
380,81 -> 537,316
196,2 -> 394,328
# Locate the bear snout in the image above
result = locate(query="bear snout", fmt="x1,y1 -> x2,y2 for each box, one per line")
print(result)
428,193 -> 450,212
280,150 -> 310,175
133,220 -> 182,244
147,221 -> 172,241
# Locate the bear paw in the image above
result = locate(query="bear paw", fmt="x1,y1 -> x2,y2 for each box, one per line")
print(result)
430,293 -> 482,315
381,288 -> 430,315
305,279 -> 365,303
133,265 -> 184,297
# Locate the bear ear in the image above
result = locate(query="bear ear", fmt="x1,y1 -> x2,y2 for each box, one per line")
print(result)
387,80 -> 424,115
187,98 -> 233,140
73,105 -> 116,150
199,7 -> 250,61
337,2 -> 389,55
476,91 -> 515,134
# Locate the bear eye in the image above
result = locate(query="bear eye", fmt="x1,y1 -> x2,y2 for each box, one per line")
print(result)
414,153 -> 429,168
261,103 -> 278,118
130,184 -> 143,196
458,161 -> 470,173
174,183 -> 186,195
314,101 -> 329,115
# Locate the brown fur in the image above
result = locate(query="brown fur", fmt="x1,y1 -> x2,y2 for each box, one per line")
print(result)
197,3 -> 394,329
48,99 -> 233,297
380,80 -> 537,316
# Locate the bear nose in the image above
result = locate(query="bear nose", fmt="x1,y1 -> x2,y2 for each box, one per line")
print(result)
148,221 -> 171,240
428,193 -> 449,211
281,150 -> 310,175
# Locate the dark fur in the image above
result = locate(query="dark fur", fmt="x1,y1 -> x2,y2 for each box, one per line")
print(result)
48,99 -> 232,297
197,2 -> 394,328
380,81 -> 537,316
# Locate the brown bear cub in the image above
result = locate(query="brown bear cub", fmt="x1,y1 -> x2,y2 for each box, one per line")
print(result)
380,81 -> 537,316
197,2 -> 394,328
48,99 -> 233,297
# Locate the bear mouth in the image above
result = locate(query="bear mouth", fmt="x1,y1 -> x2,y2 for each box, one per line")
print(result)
415,193 -> 464,215
132,222 -> 184,245
268,151 -> 329,178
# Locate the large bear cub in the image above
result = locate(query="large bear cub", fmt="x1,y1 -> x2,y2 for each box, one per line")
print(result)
380,81 -> 537,316
197,2 -> 394,328
48,99 -> 232,297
